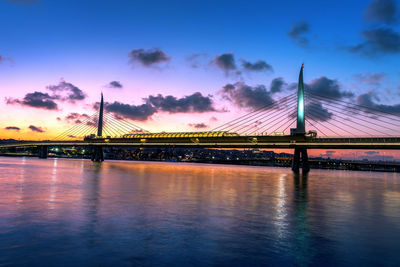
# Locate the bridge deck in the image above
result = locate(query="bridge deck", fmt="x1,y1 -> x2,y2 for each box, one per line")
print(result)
1,136 -> 400,149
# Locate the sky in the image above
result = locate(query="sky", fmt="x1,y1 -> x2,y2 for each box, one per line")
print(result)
1,0 -> 400,159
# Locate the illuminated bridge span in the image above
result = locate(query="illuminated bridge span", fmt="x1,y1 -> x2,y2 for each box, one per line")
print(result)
2,64 -> 400,173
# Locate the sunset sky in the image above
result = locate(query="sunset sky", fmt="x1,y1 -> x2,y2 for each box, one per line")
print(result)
1,0 -> 400,160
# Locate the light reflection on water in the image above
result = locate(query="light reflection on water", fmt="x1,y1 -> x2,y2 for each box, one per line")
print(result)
0,157 -> 400,266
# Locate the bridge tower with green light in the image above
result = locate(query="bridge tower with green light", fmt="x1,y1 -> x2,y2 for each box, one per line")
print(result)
291,64 -> 310,173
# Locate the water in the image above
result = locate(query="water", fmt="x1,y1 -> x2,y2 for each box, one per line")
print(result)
0,157 -> 399,266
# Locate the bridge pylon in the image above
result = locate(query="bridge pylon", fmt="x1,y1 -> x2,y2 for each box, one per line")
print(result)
291,64 -> 310,173
91,93 -> 104,162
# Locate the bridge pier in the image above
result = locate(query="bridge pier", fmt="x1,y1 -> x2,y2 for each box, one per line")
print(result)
38,145 -> 48,159
292,148 -> 310,174
91,146 -> 104,162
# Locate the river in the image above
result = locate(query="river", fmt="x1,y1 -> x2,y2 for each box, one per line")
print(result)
0,157 -> 399,266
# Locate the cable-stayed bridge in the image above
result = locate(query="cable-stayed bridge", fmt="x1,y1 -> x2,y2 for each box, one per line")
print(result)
2,64 -> 400,173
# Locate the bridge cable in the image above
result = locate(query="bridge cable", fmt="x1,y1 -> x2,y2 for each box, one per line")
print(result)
104,113 -> 147,134
305,118 -> 328,137
104,113 -> 143,134
306,103 -> 393,137
238,98 -> 298,135
212,93 -> 296,132
306,107 -> 360,137
232,97 -> 298,134
306,91 -> 400,124
307,100 -> 400,136
216,97 -> 297,134
246,104 -> 297,136
306,94 -> 400,134
54,112 -> 99,140
212,93 -> 297,132
246,107 -> 296,135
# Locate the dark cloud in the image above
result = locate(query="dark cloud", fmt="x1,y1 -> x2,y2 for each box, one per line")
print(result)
357,93 -> 400,114
47,80 -> 86,101
347,27 -> 400,56
213,53 -> 237,72
354,72 -> 386,85
86,119 -> 98,127
6,80 -> 86,110
270,77 -> 287,93
306,76 -> 354,99
64,113 -> 91,124
105,102 -> 157,121
129,48 -> 170,67
305,101 -> 333,122
188,123 -> 208,129
220,82 -> 275,110
109,81 -> 123,89
320,150 -> 336,158
146,92 -> 216,113
29,125 -> 44,133
241,60 -> 273,72
95,92 -> 216,121
187,53 -> 208,68
0,55 -> 12,64
288,20 -> 310,47
210,116 -> 218,122
365,151 -> 380,155
364,0 -> 398,24
5,126 -> 20,131
6,91 -> 58,110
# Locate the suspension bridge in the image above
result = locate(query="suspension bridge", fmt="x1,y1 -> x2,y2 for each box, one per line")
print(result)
2,64 -> 400,173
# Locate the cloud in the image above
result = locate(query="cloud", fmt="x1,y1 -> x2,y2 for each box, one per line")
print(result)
6,91 -> 58,110
86,119 -> 98,127
64,113 -> 91,124
129,48 -> 170,67
364,0 -> 398,24
357,92 -> 400,114
108,81 -> 123,89
187,53 -> 208,68
47,80 -> 86,102
5,126 -> 20,131
210,116 -> 218,122
365,151 -> 380,155
96,92 -> 216,121
241,60 -> 273,72
306,76 -> 354,99
305,101 -> 333,122
270,77 -> 287,93
288,20 -> 310,47
104,102 -> 157,121
0,55 -> 13,64
220,82 -> 275,110
29,125 -> 44,133
346,27 -> 400,56
188,123 -> 208,129
320,150 -> 336,158
213,53 -> 237,72
354,72 -> 386,85
146,92 -> 216,113
6,79 -> 86,110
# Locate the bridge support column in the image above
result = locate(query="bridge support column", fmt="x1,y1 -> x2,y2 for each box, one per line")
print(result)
292,148 -> 310,174
38,145 -> 48,159
91,146 -> 104,162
